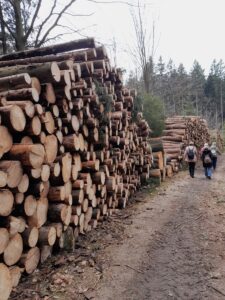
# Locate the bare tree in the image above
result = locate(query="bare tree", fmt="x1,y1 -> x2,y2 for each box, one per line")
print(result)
0,0 -> 94,53
130,0 -> 157,93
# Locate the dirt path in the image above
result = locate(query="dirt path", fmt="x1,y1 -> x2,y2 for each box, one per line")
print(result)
89,155 -> 225,300
11,155 -> 225,300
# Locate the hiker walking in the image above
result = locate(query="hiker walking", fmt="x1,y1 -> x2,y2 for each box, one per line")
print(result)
184,141 -> 198,178
201,143 -> 213,179
210,141 -> 220,170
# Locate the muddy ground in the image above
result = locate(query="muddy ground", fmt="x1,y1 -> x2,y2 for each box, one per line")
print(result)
10,155 -> 225,300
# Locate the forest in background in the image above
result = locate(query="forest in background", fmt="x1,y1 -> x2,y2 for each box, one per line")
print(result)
126,57 -> 225,137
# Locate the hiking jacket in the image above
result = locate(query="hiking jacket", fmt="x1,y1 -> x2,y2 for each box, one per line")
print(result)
201,148 -> 213,167
184,145 -> 198,163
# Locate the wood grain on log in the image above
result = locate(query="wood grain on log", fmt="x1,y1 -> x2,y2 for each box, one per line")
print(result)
0,263 -> 12,300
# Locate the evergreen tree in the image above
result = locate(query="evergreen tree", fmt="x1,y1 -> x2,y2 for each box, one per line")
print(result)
190,60 -> 206,115
142,93 -> 165,137
127,55 -> 225,131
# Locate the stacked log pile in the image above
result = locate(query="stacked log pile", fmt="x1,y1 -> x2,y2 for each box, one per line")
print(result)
216,131 -> 224,152
210,130 -> 224,152
162,116 -> 210,163
149,137 -> 179,180
149,138 -> 166,183
0,38 -> 152,299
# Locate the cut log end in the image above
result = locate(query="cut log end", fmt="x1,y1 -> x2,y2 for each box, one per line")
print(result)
0,263 -> 12,300
3,233 -> 23,266
0,126 -> 13,158
51,62 -> 61,82
19,247 -> 40,274
0,189 -> 14,217
0,228 -> 9,255
10,105 -> 26,132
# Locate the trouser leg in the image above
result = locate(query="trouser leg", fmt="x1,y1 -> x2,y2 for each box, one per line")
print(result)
208,167 -> 212,177
188,163 -> 192,176
189,162 -> 195,177
212,157 -> 217,170
204,167 -> 208,177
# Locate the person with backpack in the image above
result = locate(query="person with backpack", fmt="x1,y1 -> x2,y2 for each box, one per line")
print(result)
184,141 -> 198,178
210,141 -> 220,170
201,143 -> 213,179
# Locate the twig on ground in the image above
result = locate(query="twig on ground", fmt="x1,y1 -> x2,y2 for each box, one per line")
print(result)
124,264 -> 144,274
208,285 -> 225,297
194,214 -> 203,221
113,263 -> 144,274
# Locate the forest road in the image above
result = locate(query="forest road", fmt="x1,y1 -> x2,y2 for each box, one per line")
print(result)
11,155 -> 225,300
90,155 -> 225,300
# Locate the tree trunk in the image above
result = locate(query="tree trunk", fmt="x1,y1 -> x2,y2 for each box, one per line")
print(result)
0,38 -> 95,61
0,3 -> 7,54
13,0 -> 25,51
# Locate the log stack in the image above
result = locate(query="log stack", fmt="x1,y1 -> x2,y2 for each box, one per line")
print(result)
216,131 -> 224,152
149,138 -> 167,183
210,129 -> 224,153
162,116 -> 210,163
0,38 -> 152,299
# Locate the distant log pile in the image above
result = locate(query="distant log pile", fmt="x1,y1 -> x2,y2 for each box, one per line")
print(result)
149,137 -> 179,181
0,38 -> 152,299
162,116 -> 210,162
216,131 -> 224,152
210,130 -> 224,152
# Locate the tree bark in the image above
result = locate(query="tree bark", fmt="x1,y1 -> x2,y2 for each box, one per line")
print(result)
0,62 -> 60,83
0,38 -> 95,61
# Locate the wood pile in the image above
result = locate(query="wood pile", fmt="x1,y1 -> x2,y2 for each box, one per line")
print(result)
0,38 -> 152,299
149,137 -> 179,180
149,138 -> 166,184
216,131 -> 224,152
210,130 -> 224,152
162,116 -> 210,163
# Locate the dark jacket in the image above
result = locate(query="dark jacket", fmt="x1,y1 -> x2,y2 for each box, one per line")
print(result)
201,148 -> 213,168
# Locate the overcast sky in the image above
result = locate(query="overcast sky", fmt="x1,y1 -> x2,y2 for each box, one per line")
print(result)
47,0 -> 225,75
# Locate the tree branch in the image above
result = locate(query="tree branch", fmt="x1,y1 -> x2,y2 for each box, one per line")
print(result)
36,0 -> 77,47
85,0 -> 140,7
34,0 -> 57,46
1,16 -> 16,39
39,24 -> 96,44
41,33 -> 72,44
25,0 -> 42,40
52,11 -> 94,17
58,23 -> 97,34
